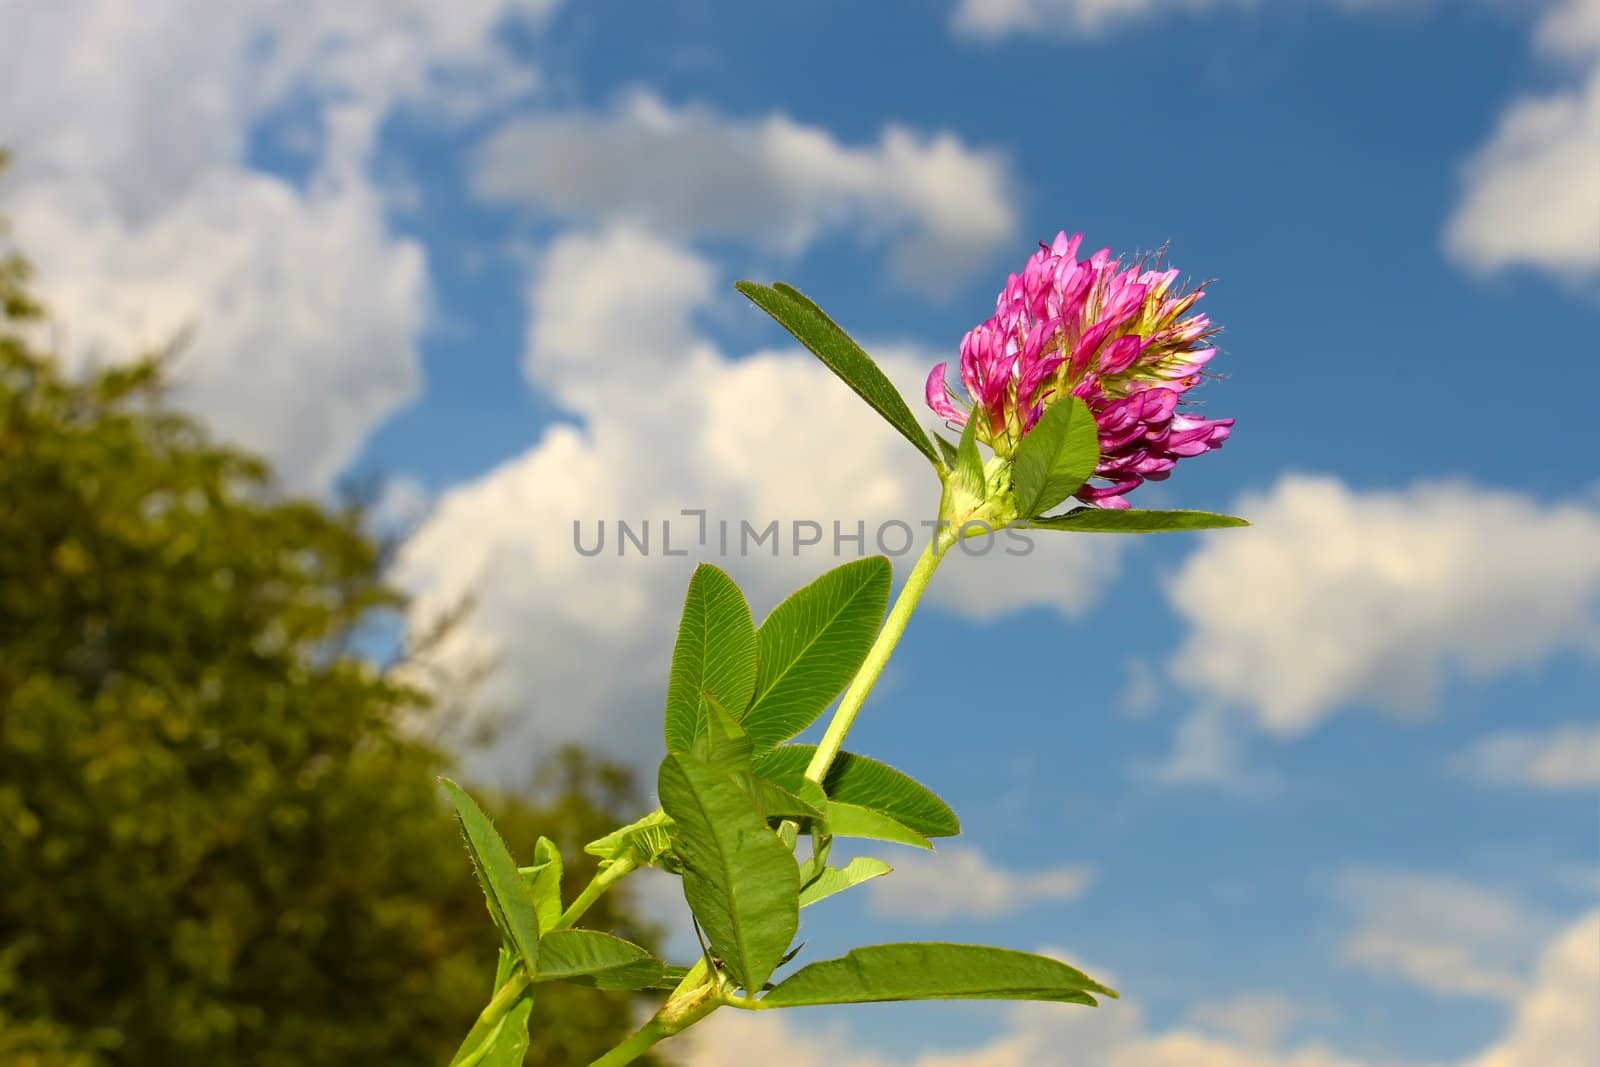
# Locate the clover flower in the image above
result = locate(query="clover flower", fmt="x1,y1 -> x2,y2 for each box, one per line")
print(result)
927,231 -> 1233,508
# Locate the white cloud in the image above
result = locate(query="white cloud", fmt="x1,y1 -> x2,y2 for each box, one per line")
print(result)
688,990 -> 1364,1067
1455,723 -> 1600,790
947,0 -> 1600,282
1464,910 -> 1600,1067
1444,66 -> 1600,278
951,0 -> 1247,40
1338,870 -> 1551,1003
472,90 -> 1017,292
8,166 -> 426,492
1164,476 -> 1600,736
1186,995 -> 1306,1051
395,226 -> 1119,776
370,475 -> 434,535
686,1014 -> 892,1067
1444,0 -> 1600,279
866,848 -> 1094,921
0,0 -> 548,489
1139,705 -> 1271,791
678,908 -> 1598,1066
1533,0 -> 1600,64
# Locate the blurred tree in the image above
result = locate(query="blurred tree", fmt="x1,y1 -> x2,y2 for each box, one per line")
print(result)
0,158 -> 667,1066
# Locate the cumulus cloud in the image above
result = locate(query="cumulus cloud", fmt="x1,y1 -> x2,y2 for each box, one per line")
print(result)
1138,705 -> 1270,791
1444,0 -> 1600,279
395,226 -> 1120,776
688,987 -> 1366,1067
1338,870 -> 1552,1003
1163,476 -> 1600,736
8,166 -> 426,492
681,911 -> 1599,1067
951,0 -> 1248,40
866,848 -> 1094,921
685,1015 -> 893,1067
472,91 -> 1017,293
1454,723 -> 1600,790
1533,0 -> 1600,60
0,0 -> 548,489
1186,995 -> 1306,1052
1464,910 -> 1600,1067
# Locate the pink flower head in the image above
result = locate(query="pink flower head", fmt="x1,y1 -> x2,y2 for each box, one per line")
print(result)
926,231 -> 1233,509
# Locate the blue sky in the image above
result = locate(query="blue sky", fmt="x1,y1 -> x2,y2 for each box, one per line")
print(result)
3,1 -> 1597,1065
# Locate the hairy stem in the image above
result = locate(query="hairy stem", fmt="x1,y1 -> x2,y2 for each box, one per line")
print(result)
804,536 -> 948,784
555,856 -> 637,930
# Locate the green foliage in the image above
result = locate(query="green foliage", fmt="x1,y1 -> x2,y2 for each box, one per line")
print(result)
522,837 -> 565,933
822,801 -> 933,850
688,693 -> 755,770
753,745 -> 960,838
0,223 -> 667,1065
490,751 -> 674,1067
443,780 -> 546,972
534,931 -> 664,991
797,858 -> 892,909
1012,396 -> 1100,518
585,809 -> 678,872
641,562 -> 1118,1027
663,566 -> 757,754
744,557 -> 891,754
657,754 -> 800,994
1025,508 -> 1250,533
474,1001 -> 534,1067
449,978 -> 535,1067
734,281 -> 942,469
761,943 -> 1118,1008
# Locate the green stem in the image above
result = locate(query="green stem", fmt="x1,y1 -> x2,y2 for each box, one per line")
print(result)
555,856 -> 637,930
585,1018 -> 671,1067
450,971 -> 532,1067
585,964 -> 720,1067
804,536 -> 947,784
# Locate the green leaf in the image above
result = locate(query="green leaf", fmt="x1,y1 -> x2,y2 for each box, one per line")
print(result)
799,857 -> 893,909
519,836 -> 563,933
736,281 -> 941,468
658,753 -> 800,993
933,432 -> 960,470
534,929 -> 666,990
691,692 -> 755,771
796,778 -> 829,813
761,943 -> 1118,1008
754,745 -> 960,838
441,779 -> 541,971
1025,508 -> 1250,534
825,800 -> 932,850
476,1000 -> 532,1067
948,407 -> 986,507
665,565 -> 758,754
743,777 -> 824,823
1012,396 -> 1100,518
743,557 -> 891,753
447,982 -> 533,1067
639,964 -> 695,992
584,808 -> 679,871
